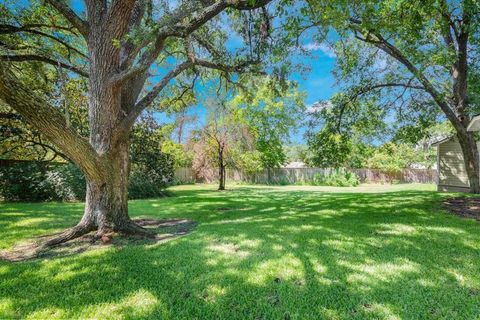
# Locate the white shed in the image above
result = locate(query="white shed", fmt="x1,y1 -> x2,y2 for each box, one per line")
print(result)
467,115 -> 480,132
433,138 -> 472,192
433,117 -> 480,192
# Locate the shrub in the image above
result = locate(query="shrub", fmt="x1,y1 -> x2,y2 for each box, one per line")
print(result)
47,163 -> 86,201
0,158 -> 174,201
0,162 -> 57,201
128,152 -> 175,199
128,165 -> 173,199
312,169 -> 360,187
129,116 -> 176,198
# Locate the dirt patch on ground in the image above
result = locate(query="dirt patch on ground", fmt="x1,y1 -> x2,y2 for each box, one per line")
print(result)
0,218 -> 197,262
443,197 -> 480,221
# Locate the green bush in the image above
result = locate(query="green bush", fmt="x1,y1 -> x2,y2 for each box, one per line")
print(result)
0,162 -> 87,202
128,165 -> 173,199
312,169 -> 360,187
0,162 -> 57,201
128,152 -> 175,199
128,116 -> 175,199
48,163 -> 86,201
0,158 -> 175,201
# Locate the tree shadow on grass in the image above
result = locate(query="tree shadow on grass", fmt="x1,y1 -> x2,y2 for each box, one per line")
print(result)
0,188 -> 479,318
0,218 -> 198,262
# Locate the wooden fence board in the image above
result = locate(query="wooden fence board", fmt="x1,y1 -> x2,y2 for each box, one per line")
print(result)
175,167 -> 438,184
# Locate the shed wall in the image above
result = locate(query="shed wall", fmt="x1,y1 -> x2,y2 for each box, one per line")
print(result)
437,141 -> 480,192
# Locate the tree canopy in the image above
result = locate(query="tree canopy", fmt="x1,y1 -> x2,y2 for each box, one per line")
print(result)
286,0 -> 480,192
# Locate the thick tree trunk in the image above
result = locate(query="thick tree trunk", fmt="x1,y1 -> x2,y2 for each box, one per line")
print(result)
457,130 -> 480,194
43,139 -> 144,245
223,166 -> 226,189
83,140 -> 131,235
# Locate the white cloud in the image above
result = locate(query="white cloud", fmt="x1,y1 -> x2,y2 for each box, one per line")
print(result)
372,51 -> 391,70
303,43 -> 336,58
306,100 -> 332,113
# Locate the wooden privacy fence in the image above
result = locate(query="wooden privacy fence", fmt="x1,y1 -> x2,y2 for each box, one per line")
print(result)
175,167 -> 438,184
174,167 -> 196,183
351,168 -> 437,184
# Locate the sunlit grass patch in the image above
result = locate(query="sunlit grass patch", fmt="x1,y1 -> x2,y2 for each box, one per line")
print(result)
0,183 -> 479,319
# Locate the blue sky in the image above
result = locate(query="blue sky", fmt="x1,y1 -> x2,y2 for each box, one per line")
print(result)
291,46 -> 337,105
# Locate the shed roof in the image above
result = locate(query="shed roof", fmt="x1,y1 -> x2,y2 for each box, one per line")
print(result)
467,115 -> 480,132
431,136 -> 454,147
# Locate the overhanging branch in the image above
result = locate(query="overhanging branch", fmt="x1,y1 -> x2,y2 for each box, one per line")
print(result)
353,82 -> 425,96
117,0 -> 272,83
347,18 -> 462,128
45,0 -> 89,38
0,24 -> 87,58
0,55 -> 88,77
0,64 -> 104,182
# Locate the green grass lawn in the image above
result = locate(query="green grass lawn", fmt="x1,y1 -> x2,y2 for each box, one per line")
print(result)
1,183 -> 479,319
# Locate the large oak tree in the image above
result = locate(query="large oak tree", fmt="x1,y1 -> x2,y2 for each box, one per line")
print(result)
291,0 -> 480,192
0,0 -> 275,245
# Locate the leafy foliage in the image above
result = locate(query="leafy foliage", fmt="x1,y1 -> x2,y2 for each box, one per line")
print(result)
367,143 -> 436,173
161,140 -> 193,169
283,144 -> 310,164
0,162 -> 83,202
311,169 -> 360,187
48,163 -> 86,201
232,78 -> 305,169
0,161 -> 56,201
307,128 -> 352,168
129,115 -> 175,199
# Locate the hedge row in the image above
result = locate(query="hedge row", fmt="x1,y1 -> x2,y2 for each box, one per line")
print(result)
0,161 -> 174,202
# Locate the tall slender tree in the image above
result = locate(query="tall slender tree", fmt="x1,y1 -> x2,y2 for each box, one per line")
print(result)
0,0 -> 274,246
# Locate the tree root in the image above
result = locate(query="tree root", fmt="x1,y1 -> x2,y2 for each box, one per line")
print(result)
0,223 -> 94,262
42,224 -> 96,248
115,221 -> 156,239
0,218 -> 195,262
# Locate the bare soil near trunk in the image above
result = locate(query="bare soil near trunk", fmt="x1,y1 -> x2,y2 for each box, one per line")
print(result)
443,197 -> 480,221
0,218 -> 196,262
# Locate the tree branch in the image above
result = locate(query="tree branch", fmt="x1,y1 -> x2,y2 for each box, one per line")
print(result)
45,0 -> 89,37
115,0 -> 272,85
110,1 -> 229,85
0,24 -> 88,59
0,55 -> 88,77
0,64 -> 104,182
192,33 -> 224,59
348,19 -> 462,128
194,57 -> 262,73
114,60 -> 194,138
354,82 -> 425,96
22,23 -> 79,35
23,139 -> 70,161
